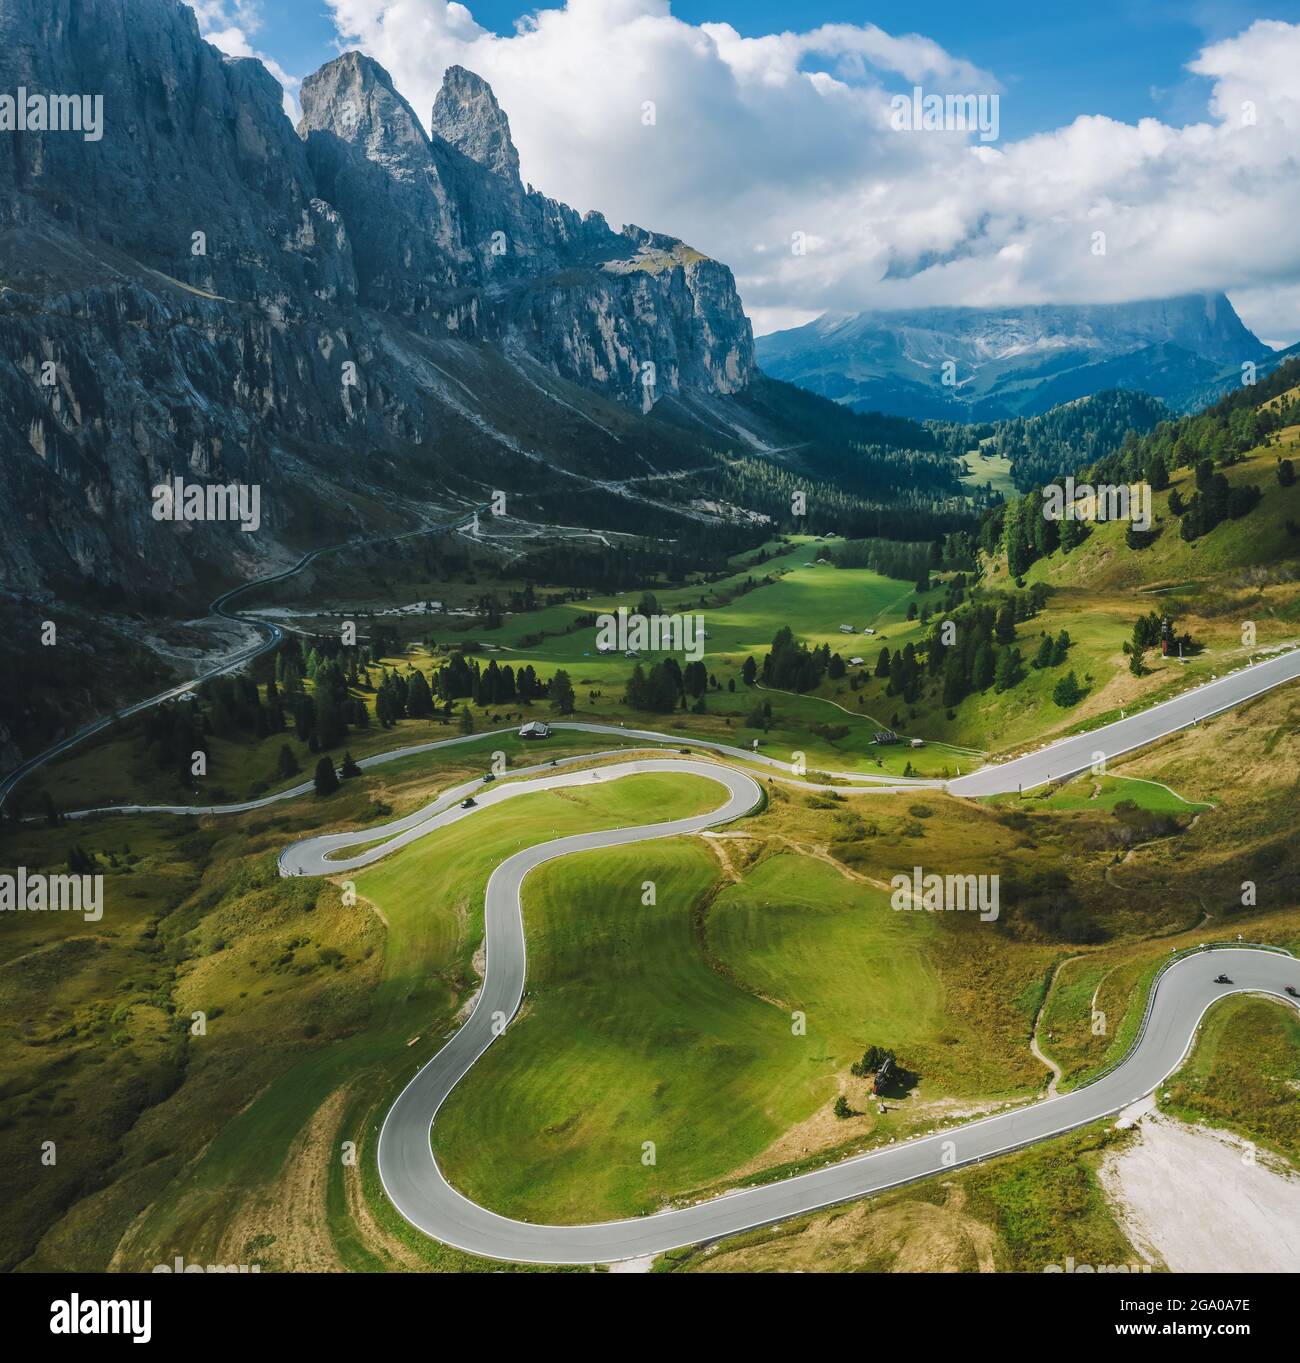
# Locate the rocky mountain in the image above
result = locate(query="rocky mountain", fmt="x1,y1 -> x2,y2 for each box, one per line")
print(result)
0,0 -> 756,610
757,294 -> 1274,421
430,62 -> 521,184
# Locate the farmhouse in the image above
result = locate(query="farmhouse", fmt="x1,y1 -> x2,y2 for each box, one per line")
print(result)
519,721 -> 550,739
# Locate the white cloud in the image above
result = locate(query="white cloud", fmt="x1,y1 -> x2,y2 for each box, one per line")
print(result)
310,3 -> 1300,343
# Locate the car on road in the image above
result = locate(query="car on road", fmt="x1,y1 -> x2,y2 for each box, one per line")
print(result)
460,797 -> 477,809
1214,973 -> 1232,983
1286,985 -> 1298,998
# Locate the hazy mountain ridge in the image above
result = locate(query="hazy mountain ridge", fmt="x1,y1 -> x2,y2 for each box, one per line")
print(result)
758,294 -> 1274,421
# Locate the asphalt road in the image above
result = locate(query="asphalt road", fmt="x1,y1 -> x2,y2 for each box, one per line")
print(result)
948,647 -> 1300,796
48,729 -> 929,833
38,645 -> 1300,827
278,753 -> 753,875
357,757 -> 1299,1263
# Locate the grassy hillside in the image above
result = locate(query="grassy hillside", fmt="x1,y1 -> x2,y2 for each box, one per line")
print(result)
431,831 -> 1054,1224
662,1121 -> 1140,1273
1159,994 -> 1300,1166
959,448 -> 1017,499
825,435 -> 1300,757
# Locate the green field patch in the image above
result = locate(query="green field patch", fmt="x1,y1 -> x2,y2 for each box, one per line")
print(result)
707,854 -> 942,1064
986,773 -> 1209,815
431,837 -> 829,1222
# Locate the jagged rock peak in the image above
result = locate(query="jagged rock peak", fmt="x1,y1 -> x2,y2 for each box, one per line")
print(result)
430,65 -> 521,185
299,52 -> 432,170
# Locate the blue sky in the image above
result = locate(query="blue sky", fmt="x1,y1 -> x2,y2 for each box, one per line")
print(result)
195,2 -> 1300,343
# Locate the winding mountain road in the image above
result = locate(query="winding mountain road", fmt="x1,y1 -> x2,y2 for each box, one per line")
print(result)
302,759 -> 1294,1265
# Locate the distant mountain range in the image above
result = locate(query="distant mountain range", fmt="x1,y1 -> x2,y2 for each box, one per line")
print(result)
757,294 -> 1292,421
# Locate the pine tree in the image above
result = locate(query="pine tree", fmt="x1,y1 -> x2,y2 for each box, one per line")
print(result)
67,844 -> 95,875
1053,671 -> 1084,707
941,653 -> 966,709
994,646 -> 1022,694
1146,450 -> 1169,491
313,663 -> 347,749
624,664 -> 648,709
995,603 -> 1016,644
313,756 -> 339,796
550,669 -> 576,715
972,641 -> 995,691
407,668 -> 434,718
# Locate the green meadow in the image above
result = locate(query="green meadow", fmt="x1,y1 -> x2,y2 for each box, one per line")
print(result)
429,837 -> 1052,1224
1160,993 -> 1300,1165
